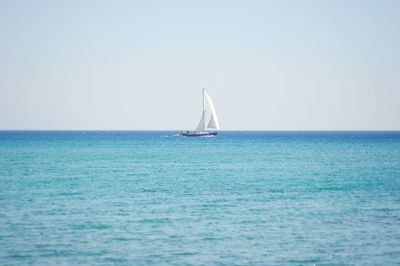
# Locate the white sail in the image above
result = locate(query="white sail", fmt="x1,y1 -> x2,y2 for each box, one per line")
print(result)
204,91 -> 220,130
196,114 -> 205,130
208,114 -> 217,129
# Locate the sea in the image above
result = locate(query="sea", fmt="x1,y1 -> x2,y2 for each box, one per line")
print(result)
0,131 -> 399,265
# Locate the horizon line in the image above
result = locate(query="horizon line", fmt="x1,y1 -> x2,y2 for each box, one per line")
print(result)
1,129 -> 400,132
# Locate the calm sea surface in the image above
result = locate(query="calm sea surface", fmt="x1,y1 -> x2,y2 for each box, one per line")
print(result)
0,131 -> 399,265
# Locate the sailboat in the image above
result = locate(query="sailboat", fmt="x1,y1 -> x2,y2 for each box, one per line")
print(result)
181,88 -> 220,137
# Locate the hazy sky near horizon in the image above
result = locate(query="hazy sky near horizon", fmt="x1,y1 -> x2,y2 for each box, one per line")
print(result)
0,0 -> 399,130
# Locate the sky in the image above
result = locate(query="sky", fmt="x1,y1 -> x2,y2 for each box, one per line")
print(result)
0,0 -> 399,130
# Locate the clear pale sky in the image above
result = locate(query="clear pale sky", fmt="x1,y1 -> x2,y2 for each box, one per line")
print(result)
0,0 -> 399,130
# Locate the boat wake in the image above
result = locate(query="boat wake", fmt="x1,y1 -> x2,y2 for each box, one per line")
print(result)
199,135 -> 216,138
160,134 -> 181,138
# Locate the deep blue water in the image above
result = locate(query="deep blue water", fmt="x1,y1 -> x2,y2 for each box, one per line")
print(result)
0,131 -> 400,265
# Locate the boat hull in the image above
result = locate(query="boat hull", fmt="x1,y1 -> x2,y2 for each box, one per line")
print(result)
180,131 -> 218,137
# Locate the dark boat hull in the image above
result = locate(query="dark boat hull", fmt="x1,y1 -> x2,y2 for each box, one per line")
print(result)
180,131 -> 218,137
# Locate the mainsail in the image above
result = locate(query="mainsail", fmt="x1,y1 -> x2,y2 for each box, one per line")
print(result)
196,114 -> 205,130
195,89 -> 220,131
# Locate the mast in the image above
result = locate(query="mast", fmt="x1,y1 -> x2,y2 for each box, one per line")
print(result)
202,88 -> 205,130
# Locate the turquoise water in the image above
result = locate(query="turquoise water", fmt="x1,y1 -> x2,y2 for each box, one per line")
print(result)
0,131 -> 400,265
